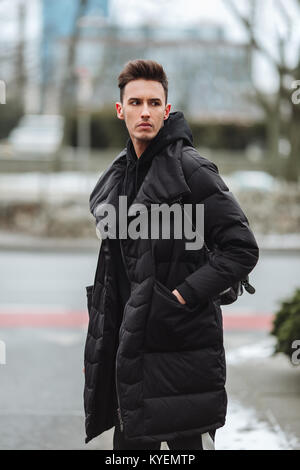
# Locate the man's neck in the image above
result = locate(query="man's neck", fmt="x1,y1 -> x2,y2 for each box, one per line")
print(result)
131,122 -> 165,158
132,139 -> 150,159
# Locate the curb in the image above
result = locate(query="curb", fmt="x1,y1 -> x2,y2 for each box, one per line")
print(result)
0,233 -> 300,253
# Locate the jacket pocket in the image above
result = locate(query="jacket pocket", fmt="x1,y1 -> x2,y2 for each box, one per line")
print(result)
154,279 -> 199,312
86,285 -> 93,317
86,281 -> 105,318
212,298 -> 223,330
146,280 -> 212,352
94,281 -> 105,313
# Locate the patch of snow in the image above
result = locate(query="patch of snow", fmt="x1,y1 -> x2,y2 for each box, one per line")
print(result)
226,336 -> 276,365
0,172 -> 100,202
216,398 -> 298,450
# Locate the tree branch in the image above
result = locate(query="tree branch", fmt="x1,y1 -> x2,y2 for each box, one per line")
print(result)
223,0 -> 286,71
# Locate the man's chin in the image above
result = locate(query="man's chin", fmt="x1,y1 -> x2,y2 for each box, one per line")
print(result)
135,130 -> 157,141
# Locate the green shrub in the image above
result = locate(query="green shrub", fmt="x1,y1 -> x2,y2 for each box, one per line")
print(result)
63,108 -> 266,150
189,120 -> 266,150
271,288 -> 300,364
63,107 -> 128,149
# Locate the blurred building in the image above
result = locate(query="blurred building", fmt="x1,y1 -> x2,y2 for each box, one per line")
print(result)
40,2 -> 260,123
40,0 -> 109,112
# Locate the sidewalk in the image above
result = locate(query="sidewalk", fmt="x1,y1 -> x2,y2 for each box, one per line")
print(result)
222,330 -> 300,450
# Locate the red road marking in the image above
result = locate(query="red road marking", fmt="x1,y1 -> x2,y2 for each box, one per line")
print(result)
223,314 -> 274,331
0,311 -> 88,327
0,310 -> 274,330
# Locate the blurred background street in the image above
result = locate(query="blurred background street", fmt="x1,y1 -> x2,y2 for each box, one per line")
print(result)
1,0 -> 300,450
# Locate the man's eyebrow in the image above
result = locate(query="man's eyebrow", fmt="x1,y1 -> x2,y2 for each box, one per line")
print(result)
127,97 -> 162,102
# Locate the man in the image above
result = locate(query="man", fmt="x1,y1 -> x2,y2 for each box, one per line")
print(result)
83,59 -> 259,450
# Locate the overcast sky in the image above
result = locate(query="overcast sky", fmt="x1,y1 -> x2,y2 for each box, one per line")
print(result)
110,0 -> 248,39
1,0 -> 299,93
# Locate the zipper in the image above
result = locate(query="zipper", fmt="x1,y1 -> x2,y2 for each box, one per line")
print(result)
168,195 -> 185,206
115,349 -> 124,432
115,238 -> 130,433
119,238 -> 131,285
170,197 -> 182,205
241,276 -> 256,294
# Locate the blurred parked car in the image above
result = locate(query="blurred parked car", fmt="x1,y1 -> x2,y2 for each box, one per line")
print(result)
223,170 -> 279,193
8,114 -> 65,156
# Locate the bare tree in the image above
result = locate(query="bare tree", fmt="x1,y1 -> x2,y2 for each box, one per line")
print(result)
15,0 -> 26,111
51,0 -> 89,171
223,0 -> 300,182
59,0 -> 89,114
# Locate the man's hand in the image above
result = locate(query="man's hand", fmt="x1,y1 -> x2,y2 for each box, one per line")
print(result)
172,289 -> 186,305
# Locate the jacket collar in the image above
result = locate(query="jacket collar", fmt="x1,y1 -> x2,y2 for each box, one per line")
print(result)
128,140 -> 191,214
89,141 -> 192,221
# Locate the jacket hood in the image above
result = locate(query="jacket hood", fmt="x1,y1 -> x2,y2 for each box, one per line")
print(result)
124,111 -> 194,199
126,111 -> 194,167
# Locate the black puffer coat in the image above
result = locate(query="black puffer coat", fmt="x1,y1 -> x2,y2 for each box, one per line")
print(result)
83,113 -> 259,444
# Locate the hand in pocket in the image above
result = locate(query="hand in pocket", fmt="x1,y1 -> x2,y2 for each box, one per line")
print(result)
172,289 -> 186,305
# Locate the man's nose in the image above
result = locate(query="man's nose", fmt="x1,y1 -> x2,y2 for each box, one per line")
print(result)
141,104 -> 150,118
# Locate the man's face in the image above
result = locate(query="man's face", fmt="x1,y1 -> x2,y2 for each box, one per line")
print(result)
116,79 -> 171,144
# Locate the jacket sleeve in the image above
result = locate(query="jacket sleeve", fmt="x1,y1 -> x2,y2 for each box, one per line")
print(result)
176,161 -> 259,306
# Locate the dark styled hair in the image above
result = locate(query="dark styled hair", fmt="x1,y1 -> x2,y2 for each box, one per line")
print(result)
118,59 -> 168,103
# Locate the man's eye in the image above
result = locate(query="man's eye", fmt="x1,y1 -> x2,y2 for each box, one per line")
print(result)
152,102 -> 159,106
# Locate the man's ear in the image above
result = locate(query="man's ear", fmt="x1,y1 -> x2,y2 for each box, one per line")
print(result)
164,103 -> 171,120
116,102 -> 124,120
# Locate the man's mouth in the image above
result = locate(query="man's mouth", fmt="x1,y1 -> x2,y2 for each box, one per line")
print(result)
138,123 -> 152,128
